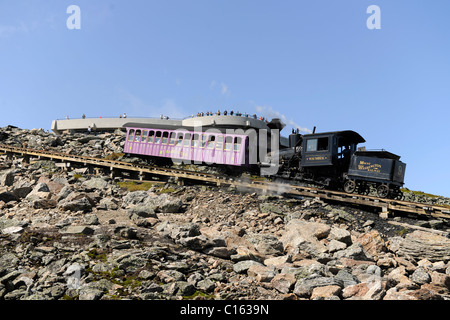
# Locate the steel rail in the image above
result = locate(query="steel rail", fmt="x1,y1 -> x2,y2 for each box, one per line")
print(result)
1,144 -> 449,220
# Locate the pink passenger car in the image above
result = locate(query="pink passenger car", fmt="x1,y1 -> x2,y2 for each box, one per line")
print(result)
124,126 -> 249,166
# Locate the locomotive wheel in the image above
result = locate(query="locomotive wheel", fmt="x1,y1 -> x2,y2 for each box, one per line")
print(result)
344,180 -> 356,194
377,184 -> 389,198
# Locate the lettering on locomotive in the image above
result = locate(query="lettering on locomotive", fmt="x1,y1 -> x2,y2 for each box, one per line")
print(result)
306,155 -> 328,161
358,160 -> 382,173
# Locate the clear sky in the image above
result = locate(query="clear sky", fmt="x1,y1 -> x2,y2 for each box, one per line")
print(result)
1,0 -> 449,197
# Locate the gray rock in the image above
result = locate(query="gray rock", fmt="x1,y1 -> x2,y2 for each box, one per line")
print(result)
98,197 -> 119,210
411,267 -> 431,285
334,243 -> 369,260
203,246 -> 235,259
117,255 -> 147,273
0,191 -> 18,203
127,205 -> 157,218
331,208 -> 355,222
82,177 -> 108,191
335,269 -> 359,287
233,260 -> 264,274
366,265 -> 382,277
179,235 -> 215,251
244,233 -> 284,256
0,253 -> 19,275
157,270 -> 186,283
56,186 -> 72,202
122,191 -> 150,207
163,281 -> 195,296
1,226 -> 24,235
293,277 -> 344,298
389,231 -> 450,262
149,193 -> 182,213
329,227 -> 352,245
197,279 -> 216,293
62,225 -> 94,235
0,170 -> 14,186
328,239 -> 347,253
58,195 -> 92,212
83,214 -> 99,225
78,287 -> 104,300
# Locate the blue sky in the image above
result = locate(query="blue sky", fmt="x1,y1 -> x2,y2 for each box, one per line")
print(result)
0,0 -> 449,197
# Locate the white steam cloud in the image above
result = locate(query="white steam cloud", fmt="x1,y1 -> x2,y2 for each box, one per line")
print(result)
255,105 -> 312,133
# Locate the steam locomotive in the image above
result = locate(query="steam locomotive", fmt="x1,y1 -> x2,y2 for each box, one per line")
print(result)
263,129 -> 406,199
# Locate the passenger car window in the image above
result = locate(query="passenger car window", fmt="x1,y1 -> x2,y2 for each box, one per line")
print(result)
128,129 -> 135,142
184,133 -> 191,147
155,131 -> 162,144
134,130 -> 141,142
216,136 -> 223,150
192,134 -> 199,147
200,135 -> 207,148
142,130 -> 148,143
169,132 -> 176,145
176,133 -> 184,147
234,137 -> 241,151
148,131 -> 155,143
224,136 -> 232,151
162,132 -> 169,144
207,136 -> 216,149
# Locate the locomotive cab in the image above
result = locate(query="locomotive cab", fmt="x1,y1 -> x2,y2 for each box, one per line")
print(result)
300,130 -> 365,168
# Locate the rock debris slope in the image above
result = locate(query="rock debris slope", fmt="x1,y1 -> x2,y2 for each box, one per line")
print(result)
0,126 -> 450,300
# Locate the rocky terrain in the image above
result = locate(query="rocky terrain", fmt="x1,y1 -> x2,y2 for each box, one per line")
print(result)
1,125 -> 450,300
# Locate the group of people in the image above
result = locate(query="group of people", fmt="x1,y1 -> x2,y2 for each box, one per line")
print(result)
194,110 -> 268,122
71,113 -> 127,119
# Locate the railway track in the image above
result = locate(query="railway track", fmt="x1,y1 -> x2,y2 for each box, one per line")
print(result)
1,144 -> 449,220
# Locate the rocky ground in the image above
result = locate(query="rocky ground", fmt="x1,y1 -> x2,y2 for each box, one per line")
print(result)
1,126 -> 450,300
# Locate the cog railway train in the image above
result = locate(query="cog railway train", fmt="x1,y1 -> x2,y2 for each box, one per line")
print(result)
122,114 -> 406,199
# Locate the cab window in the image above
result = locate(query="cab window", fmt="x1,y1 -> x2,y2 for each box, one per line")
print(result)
306,137 -> 328,152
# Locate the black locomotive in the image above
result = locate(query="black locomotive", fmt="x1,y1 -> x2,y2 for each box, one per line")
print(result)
263,129 -> 406,199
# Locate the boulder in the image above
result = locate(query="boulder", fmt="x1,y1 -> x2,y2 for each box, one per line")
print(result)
280,219 -> 330,256
82,177 -> 109,191
270,273 -> 297,293
0,170 -> 14,186
58,194 -> 93,212
293,277 -> 344,298
389,231 -> 450,262
329,227 -> 352,245
233,260 -> 264,274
